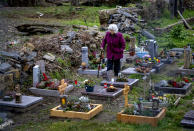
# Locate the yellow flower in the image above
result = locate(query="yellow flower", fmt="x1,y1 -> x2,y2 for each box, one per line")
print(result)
154,57 -> 156,60
156,59 -> 159,62
148,58 -> 151,61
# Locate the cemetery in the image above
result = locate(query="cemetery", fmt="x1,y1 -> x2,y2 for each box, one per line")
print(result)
0,0 -> 193,130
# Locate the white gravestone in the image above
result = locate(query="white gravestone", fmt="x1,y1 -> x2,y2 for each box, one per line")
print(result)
33,65 -> 40,87
82,47 -> 89,67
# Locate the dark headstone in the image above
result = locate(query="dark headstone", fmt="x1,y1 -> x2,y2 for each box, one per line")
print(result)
142,29 -> 155,40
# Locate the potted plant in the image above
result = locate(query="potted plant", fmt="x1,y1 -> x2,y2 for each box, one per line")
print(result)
84,79 -> 95,92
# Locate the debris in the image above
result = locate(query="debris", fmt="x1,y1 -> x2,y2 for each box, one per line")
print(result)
43,53 -> 56,62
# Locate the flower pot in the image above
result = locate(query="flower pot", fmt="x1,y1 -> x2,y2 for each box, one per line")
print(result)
85,85 -> 94,92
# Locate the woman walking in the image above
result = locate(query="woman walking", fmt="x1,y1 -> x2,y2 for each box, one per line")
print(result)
101,24 -> 126,76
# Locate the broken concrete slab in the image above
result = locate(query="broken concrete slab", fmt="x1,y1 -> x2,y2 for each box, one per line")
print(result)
61,45 -> 73,54
0,51 -> 20,60
0,63 -> 11,73
121,67 -> 156,76
43,53 -> 55,62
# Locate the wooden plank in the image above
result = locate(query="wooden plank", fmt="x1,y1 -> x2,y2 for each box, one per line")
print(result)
50,104 -> 102,120
177,10 -> 192,29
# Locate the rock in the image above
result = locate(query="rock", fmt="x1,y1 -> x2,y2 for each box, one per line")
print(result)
23,62 -> 33,72
61,45 -> 73,54
0,63 -> 11,73
43,53 -> 56,62
0,51 -> 20,60
23,43 -> 35,52
88,30 -> 98,37
26,52 -> 37,62
7,69 -> 20,80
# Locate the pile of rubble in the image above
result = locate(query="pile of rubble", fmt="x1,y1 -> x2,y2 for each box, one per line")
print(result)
0,27 -> 104,88
99,7 -> 145,34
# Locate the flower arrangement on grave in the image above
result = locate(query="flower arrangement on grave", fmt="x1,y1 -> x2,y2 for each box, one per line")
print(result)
135,57 -> 152,73
106,78 -> 118,92
167,80 -> 185,88
116,73 -> 128,82
84,79 -> 96,92
36,73 -> 60,90
60,96 -> 95,112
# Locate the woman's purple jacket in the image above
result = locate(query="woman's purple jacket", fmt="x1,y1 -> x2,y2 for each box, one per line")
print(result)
101,32 -> 126,60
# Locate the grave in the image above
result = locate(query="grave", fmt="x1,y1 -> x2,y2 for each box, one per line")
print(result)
50,95 -> 103,120
154,82 -> 192,95
81,86 -> 123,101
117,84 -> 166,127
169,48 -> 184,59
78,47 -> 106,76
121,67 -> 156,76
181,110 -> 194,128
100,78 -> 139,88
30,79 -> 74,97
0,95 -> 43,112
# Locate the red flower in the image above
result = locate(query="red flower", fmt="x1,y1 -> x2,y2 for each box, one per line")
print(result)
158,60 -> 160,63
172,82 -> 177,87
75,80 -> 78,85
43,73 -> 48,81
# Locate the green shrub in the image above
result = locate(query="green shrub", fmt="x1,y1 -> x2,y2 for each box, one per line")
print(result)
169,25 -> 187,40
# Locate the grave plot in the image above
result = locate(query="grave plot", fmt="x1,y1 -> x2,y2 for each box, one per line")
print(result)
152,62 -> 165,73
31,65 -> 74,97
0,96 -> 43,112
181,110 -> 194,128
81,86 -> 123,101
50,96 -> 102,120
117,104 -> 166,127
121,67 -> 156,76
117,84 -> 166,127
30,79 -> 74,97
78,47 -> 107,76
154,80 -> 192,95
100,78 -> 139,88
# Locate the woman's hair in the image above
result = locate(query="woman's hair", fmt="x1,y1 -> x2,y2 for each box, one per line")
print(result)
108,24 -> 118,33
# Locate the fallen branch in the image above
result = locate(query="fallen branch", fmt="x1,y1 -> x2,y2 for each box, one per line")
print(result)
177,10 -> 192,29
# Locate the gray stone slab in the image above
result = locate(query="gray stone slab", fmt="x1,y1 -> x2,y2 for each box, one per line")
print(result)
0,95 -> 43,108
178,66 -> 194,75
181,110 -> 194,127
100,79 -> 139,88
160,57 -> 176,64
121,67 -> 156,76
0,51 -> 20,60
0,63 -> 11,73
78,67 -> 107,75
29,85 -> 74,97
81,86 -> 123,101
170,48 -> 184,53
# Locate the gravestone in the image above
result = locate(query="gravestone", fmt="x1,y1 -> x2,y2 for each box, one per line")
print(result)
183,46 -> 192,69
33,65 -> 40,87
81,86 -> 123,101
0,63 -> 11,73
81,47 -> 89,67
145,40 -> 158,59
